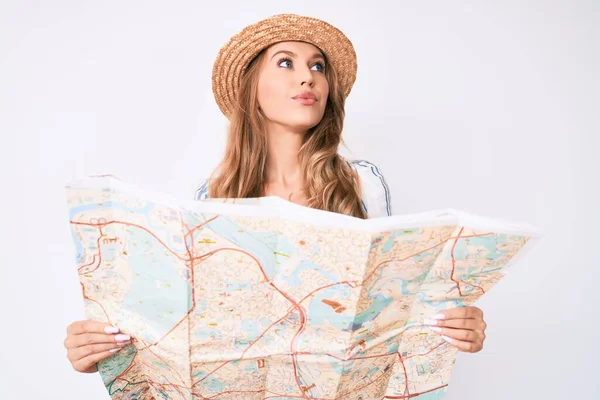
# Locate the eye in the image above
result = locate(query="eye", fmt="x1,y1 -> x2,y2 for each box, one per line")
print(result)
311,62 -> 325,72
278,58 -> 293,68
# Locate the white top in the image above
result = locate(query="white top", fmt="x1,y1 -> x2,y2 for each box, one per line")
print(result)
193,159 -> 392,218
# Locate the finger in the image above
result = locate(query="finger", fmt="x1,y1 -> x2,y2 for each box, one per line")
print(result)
423,318 -> 486,331
69,341 -> 130,362
429,306 -> 482,321
429,326 -> 485,343
67,333 -> 131,349
67,320 -> 120,335
72,347 -> 126,373
440,335 -> 483,353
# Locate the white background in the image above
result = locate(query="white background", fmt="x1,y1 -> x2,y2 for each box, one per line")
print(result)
1,1 -> 598,399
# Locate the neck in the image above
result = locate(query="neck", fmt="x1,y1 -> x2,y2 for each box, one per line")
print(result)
265,123 -> 305,186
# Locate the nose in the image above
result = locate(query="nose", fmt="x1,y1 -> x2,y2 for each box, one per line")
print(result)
298,65 -> 315,88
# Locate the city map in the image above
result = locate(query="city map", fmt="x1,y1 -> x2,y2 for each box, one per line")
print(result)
65,175 -> 542,399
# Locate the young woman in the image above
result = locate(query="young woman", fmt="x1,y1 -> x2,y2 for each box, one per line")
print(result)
64,13 -> 487,375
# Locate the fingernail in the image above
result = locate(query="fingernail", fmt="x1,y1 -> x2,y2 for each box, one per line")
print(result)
442,335 -> 453,343
115,334 -> 130,341
423,319 -> 438,326
117,340 -> 131,347
432,314 -> 446,320
109,348 -> 122,353
104,326 -> 120,334
430,327 -> 442,333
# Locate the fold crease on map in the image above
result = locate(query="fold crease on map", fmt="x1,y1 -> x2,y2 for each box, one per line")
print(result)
65,174 -> 543,400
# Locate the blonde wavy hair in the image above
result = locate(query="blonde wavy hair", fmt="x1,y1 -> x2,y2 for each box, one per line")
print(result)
208,49 -> 367,219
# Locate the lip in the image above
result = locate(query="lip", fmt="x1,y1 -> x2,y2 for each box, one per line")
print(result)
292,91 -> 317,105
293,91 -> 317,100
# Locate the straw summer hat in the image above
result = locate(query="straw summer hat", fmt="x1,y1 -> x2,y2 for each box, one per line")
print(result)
212,13 -> 357,118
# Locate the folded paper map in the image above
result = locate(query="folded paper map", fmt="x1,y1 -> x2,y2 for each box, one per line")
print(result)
65,175 -> 542,400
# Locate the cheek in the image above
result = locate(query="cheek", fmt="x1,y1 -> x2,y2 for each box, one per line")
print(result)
317,79 -> 329,111
257,77 -> 287,117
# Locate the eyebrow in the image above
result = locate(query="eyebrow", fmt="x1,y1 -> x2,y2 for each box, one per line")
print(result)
270,50 -> 325,61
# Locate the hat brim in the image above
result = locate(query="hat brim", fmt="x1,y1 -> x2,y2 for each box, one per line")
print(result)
212,14 -> 357,119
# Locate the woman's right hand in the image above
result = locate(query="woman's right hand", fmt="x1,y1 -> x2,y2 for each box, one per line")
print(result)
64,320 -> 131,373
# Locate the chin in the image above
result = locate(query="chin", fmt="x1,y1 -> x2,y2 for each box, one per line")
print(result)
286,113 -> 325,132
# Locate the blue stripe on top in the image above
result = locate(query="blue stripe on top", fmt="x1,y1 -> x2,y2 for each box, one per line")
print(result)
194,179 -> 210,201
351,160 -> 392,217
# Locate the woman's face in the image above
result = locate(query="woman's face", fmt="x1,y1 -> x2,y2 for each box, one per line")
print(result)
256,41 -> 329,133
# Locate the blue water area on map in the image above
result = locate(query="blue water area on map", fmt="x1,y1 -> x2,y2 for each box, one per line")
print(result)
259,317 -> 272,327
415,390 -> 447,399
244,362 -> 258,373
370,259 -> 422,297
196,298 -> 207,314
285,259 -> 340,287
99,344 -> 137,386
351,293 -> 394,331
121,228 -> 192,343
196,326 -> 223,341
247,231 -> 280,252
307,285 -> 353,330
381,231 -> 399,252
414,250 -> 435,262
222,280 -> 253,292
377,228 -> 419,253
202,217 -> 279,279
69,199 -> 189,266
386,373 -> 447,399
240,318 -> 262,338
192,370 -> 228,394
452,235 -> 504,261
203,376 -> 225,393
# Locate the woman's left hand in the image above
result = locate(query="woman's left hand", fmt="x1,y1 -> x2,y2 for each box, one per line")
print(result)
423,306 -> 487,353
